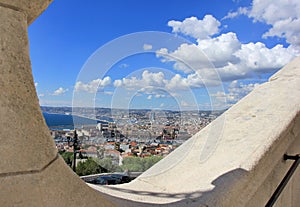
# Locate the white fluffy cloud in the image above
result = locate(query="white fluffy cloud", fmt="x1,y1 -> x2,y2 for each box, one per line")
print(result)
114,70 -> 209,93
234,42 -> 297,73
249,0 -> 299,25
224,0 -> 300,49
75,77 -> 111,93
228,80 -> 260,103
263,18 -> 300,48
157,43 -> 212,73
111,12 -> 299,101
168,15 -> 221,39
143,44 -> 153,50
114,70 -> 165,90
167,73 -> 212,90
213,80 -> 260,105
197,32 -> 241,67
223,7 -> 249,20
249,0 -> 300,48
74,5 -> 299,108
53,87 -> 68,96
157,14 -> 297,83
157,39 -> 295,82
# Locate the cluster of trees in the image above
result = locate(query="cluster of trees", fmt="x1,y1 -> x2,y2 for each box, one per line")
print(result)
59,151 -> 73,167
59,151 -> 163,176
76,158 -> 107,176
121,156 -> 163,172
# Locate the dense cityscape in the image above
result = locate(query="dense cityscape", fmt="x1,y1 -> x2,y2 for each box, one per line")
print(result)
42,106 -> 224,176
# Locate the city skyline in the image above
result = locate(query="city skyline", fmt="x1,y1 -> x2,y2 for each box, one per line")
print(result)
29,0 -> 300,110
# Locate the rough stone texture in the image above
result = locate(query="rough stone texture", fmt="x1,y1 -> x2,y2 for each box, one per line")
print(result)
244,132 -> 300,207
0,5 -> 57,175
0,0 -> 53,25
0,156 -> 116,207
0,2 -> 115,206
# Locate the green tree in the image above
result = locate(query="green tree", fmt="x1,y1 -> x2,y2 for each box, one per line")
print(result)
59,151 -> 73,167
76,158 -> 105,176
121,156 -> 163,172
143,156 -> 163,170
97,157 -> 122,172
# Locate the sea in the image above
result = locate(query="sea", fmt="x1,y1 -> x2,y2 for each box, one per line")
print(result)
43,112 -> 107,130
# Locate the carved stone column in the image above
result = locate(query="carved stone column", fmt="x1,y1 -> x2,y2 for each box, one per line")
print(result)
0,0 -> 56,175
0,2 -> 116,206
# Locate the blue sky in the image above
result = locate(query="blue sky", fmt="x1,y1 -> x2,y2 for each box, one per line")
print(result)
29,0 -> 300,110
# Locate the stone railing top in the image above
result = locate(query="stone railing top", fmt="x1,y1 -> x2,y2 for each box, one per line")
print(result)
90,56 -> 300,206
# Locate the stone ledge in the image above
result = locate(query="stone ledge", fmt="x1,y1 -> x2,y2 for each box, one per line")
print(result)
0,156 -> 116,207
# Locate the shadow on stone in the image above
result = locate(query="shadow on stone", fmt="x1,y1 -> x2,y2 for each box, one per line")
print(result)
91,168 -> 248,207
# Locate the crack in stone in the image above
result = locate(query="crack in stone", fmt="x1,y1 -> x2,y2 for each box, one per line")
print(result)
0,153 -> 59,178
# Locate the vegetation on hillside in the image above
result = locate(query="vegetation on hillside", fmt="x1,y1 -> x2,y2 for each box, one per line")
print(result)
59,151 -> 163,176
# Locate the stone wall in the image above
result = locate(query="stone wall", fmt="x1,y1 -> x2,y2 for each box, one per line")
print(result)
0,1 -> 299,206
0,1 -> 115,206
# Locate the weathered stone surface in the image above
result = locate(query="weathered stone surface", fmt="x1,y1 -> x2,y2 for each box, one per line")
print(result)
0,6 -> 57,174
0,0 -> 52,24
0,4 -> 122,206
0,157 -> 116,207
245,133 -> 300,207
